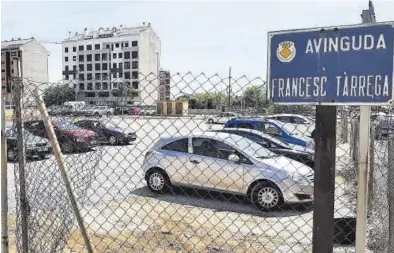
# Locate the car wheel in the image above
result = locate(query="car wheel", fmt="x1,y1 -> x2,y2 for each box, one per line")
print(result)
146,169 -> 170,193
61,142 -> 74,153
7,149 -> 17,162
208,118 -> 214,124
108,135 -> 118,145
251,181 -> 283,211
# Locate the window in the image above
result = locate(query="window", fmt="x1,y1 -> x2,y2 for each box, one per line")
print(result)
102,63 -> 108,70
65,47 -> 68,53
102,73 -> 108,80
95,54 -> 100,61
112,83 -> 118,89
275,116 -> 291,123
87,64 -> 92,71
102,53 -> 107,61
99,92 -> 109,97
292,117 -> 307,124
132,81 -> 138,90
65,57 -> 68,62
118,72 -> 123,78
73,56 -> 77,61
115,43 -> 119,48
73,46 -> 76,52
112,73 -> 117,78
124,52 -> 130,59
87,73 -> 93,80
131,41 -> 138,47
112,53 -> 117,59
79,83 -> 84,90
79,64 -> 84,71
95,63 -> 101,71
79,55 -> 84,62
95,73 -> 101,80
238,122 -> 255,129
124,62 -> 130,69
79,74 -> 84,80
106,44 -> 110,49
118,63 -> 123,70
112,63 -> 117,69
94,44 -> 100,50
102,82 -> 108,90
118,53 -> 122,58
87,45 -> 92,50
87,54 -> 92,62
64,75 -> 69,80
132,51 -> 138,59
85,92 -> 95,97
95,83 -> 101,90
132,71 -> 138,79
79,45 -> 84,51
124,72 -> 130,79
87,83 -> 93,90
124,42 -> 129,47
132,61 -> 138,69
162,138 -> 188,153
65,66 -> 69,71
192,138 -> 219,158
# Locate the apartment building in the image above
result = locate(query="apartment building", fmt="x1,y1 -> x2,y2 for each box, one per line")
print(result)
1,38 -> 50,104
62,23 -> 161,106
159,70 -> 171,101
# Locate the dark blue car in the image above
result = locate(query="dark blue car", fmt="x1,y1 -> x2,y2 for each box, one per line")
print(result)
75,120 -> 137,145
224,118 -> 314,149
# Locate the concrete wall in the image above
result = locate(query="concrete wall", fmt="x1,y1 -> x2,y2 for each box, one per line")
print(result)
138,27 -> 161,106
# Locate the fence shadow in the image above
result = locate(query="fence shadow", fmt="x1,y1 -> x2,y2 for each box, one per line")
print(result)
131,186 -> 313,218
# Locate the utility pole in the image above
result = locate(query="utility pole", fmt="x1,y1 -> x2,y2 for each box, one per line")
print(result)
228,67 -> 231,110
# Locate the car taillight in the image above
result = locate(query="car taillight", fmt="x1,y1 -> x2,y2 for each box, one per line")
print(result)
145,151 -> 152,158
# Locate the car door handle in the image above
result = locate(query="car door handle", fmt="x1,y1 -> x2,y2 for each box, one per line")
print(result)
190,160 -> 200,164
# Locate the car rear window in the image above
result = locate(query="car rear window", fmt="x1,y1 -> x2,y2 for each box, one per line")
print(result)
161,138 -> 188,153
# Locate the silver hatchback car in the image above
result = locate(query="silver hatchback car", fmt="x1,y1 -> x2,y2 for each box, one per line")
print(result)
143,132 -> 314,211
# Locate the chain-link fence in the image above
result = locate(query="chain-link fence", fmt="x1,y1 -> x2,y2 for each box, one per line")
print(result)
3,72 -> 393,252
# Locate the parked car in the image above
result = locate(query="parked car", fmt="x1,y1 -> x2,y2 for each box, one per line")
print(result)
4,124 -> 52,161
207,112 -> 238,124
143,132 -> 314,211
74,120 -> 137,145
84,106 -> 113,117
48,105 -> 63,116
113,106 -> 141,116
24,119 -> 98,153
375,118 -> 394,139
224,119 -> 314,149
210,128 -> 314,168
263,114 -> 315,138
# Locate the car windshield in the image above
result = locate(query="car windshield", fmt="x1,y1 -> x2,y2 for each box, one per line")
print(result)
223,135 -> 278,159
104,122 -> 120,129
53,121 -> 84,131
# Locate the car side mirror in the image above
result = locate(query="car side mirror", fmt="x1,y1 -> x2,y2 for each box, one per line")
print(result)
228,154 -> 240,163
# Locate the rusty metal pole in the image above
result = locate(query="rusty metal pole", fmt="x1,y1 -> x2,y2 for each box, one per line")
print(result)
1,98 -> 9,253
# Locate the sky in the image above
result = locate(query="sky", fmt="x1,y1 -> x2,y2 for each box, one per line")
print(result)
2,0 -> 394,95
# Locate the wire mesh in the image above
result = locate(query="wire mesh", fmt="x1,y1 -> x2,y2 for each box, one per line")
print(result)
3,72 -> 392,252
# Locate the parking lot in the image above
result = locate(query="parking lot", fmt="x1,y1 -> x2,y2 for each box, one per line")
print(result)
6,116 -> 363,252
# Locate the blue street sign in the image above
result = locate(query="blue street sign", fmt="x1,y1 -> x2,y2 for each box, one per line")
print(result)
267,22 -> 394,105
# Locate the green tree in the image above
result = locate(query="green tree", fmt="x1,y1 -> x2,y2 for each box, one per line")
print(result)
243,86 -> 268,108
43,85 -> 75,106
112,83 -> 138,98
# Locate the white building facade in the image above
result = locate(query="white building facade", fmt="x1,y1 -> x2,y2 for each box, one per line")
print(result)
62,24 -> 161,106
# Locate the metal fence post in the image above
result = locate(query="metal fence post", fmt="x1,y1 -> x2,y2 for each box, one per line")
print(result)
388,136 -> 394,252
341,108 -> 348,143
33,88 -> 94,253
1,99 -> 9,253
14,78 -> 29,253
368,124 -> 375,217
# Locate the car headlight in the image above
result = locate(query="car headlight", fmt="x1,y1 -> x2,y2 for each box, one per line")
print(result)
292,172 -> 310,186
75,138 -> 85,142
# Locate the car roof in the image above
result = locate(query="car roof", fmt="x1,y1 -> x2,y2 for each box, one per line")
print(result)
212,128 -> 290,145
265,113 -> 307,118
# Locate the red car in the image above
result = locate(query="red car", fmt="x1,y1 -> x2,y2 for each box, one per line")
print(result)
24,119 -> 99,153
130,107 -> 141,115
